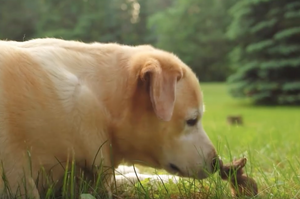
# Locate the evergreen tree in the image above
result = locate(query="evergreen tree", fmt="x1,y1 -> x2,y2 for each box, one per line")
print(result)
149,0 -> 237,81
227,0 -> 300,104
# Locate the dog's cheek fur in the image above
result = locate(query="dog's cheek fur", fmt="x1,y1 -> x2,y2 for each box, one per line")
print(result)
110,62 -> 215,175
110,81 -> 165,167
153,74 -> 215,177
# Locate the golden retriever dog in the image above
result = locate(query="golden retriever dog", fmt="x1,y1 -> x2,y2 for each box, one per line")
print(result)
0,38 -> 219,198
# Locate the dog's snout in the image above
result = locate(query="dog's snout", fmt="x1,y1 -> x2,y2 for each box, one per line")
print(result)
211,155 -> 223,173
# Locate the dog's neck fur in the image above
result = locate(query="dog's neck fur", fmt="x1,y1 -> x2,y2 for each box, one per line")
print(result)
45,44 -> 158,167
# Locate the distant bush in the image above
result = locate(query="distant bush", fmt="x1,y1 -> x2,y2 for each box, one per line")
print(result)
227,0 -> 300,105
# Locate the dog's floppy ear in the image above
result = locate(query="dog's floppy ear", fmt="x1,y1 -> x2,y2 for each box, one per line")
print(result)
140,58 -> 182,121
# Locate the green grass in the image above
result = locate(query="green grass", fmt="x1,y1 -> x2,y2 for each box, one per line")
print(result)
200,83 -> 300,198
2,83 -> 300,198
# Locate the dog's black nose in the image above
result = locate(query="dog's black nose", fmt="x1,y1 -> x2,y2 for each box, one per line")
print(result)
211,156 -> 223,173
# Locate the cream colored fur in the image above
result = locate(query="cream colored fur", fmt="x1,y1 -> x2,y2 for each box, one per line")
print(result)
0,38 -> 217,198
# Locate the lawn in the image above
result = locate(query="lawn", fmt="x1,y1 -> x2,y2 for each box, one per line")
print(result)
201,83 -> 300,198
124,83 -> 300,199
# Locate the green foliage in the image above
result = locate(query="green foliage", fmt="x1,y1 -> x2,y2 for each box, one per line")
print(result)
0,0 -> 160,45
268,44 -> 300,55
274,27 -> 300,40
246,40 -> 273,53
34,0 -> 155,44
80,194 -> 96,199
149,0 -> 238,81
0,0 -> 40,40
227,0 -> 300,105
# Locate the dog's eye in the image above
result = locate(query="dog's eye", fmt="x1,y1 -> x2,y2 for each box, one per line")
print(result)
186,118 -> 198,126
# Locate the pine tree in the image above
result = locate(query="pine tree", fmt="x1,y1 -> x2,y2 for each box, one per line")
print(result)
227,0 -> 300,104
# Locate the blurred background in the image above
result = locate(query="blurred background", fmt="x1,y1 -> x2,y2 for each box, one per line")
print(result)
1,0 -> 299,105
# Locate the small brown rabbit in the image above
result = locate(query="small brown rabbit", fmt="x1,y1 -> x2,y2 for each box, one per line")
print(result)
220,158 -> 258,197
227,115 -> 243,125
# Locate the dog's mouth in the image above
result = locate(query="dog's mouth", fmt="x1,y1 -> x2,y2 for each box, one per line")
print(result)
169,163 -> 182,174
168,163 -> 211,179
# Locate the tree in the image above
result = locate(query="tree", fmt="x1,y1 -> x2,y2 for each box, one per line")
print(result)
33,0 -> 159,45
35,0 -> 116,42
227,0 -> 300,105
0,0 -> 40,41
148,0 -> 237,81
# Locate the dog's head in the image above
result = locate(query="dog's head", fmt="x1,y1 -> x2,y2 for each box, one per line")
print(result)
113,48 -> 219,179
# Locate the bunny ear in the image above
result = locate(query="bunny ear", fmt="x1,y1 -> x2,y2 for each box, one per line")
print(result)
240,157 -> 247,167
235,158 -> 247,170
